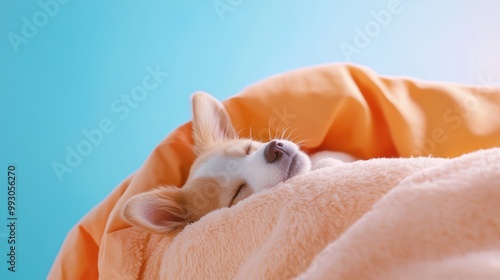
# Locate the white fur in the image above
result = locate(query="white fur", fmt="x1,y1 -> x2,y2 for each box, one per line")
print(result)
192,140 -> 311,193
310,151 -> 357,170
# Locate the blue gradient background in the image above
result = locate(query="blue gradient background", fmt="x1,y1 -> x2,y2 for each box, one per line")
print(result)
1,0 -> 499,279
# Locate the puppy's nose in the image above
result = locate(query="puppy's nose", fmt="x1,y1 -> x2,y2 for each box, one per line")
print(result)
265,140 -> 285,163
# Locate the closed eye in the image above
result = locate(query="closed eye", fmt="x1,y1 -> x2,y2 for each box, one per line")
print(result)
230,184 -> 245,206
245,144 -> 252,155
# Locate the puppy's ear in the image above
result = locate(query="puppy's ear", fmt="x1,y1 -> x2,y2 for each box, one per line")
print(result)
122,187 -> 188,233
191,92 -> 237,155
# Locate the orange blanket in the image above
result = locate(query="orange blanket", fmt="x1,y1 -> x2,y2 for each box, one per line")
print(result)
48,63 -> 500,279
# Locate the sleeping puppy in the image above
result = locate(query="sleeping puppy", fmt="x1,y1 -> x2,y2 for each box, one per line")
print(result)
122,92 -> 355,233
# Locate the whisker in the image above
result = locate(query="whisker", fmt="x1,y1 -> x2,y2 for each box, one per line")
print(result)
300,139 -> 314,147
279,126 -> 290,140
268,117 -> 272,141
290,134 -> 313,148
287,132 -> 300,143
273,121 -> 280,140
236,128 -> 244,137
285,128 -> 297,141
273,114 -> 287,140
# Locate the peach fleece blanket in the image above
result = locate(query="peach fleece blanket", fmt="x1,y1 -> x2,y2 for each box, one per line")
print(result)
115,148 -> 500,279
48,63 -> 500,279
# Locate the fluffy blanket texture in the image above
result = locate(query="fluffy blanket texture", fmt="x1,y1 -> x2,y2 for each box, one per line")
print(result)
112,149 -> 500,279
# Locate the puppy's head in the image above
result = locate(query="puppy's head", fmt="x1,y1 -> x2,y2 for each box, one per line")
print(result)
122,92 -> 311,233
